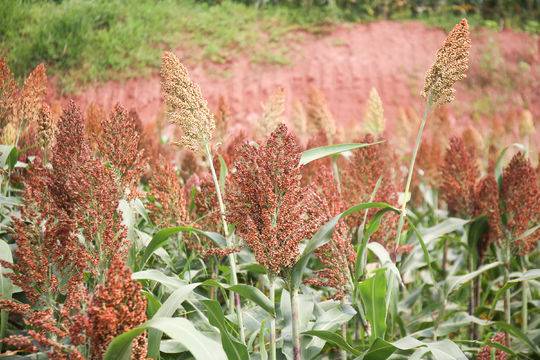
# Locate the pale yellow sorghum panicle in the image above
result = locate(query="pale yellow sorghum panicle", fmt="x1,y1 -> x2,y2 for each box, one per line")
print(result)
160,51 -> 215,152
256,86 -> 286,138
306,88 -> 336,142
462,124 -> 484,154
519,109 -> 535,138
363,87 -> 385,135
15,63 -> 47,130
37,104 -> 55,150
422,19 -> 471,106
1,122 -> 17,144
291,100 -> 308,141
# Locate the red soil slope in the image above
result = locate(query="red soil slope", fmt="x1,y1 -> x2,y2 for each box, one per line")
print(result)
62,21 -> 539,131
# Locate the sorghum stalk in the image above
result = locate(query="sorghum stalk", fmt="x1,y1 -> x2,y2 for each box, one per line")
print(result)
269,275 -> 277,360
503,236 -> 511,344
331,157 -> 342,195
468,247 -> 477,339
521,257 -> 528,333
331,156 -> 346,360
340,298 -> 347,360
205,143 -> 245,343
290,284 -> 301,360
397,17 -> 470,242
394,100 -> 432,245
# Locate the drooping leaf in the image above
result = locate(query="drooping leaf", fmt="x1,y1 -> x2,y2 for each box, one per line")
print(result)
132,269 -> 186,290
141,226 -> 227,267
203,280 -> 275,317
104,317 -> 227,360
299,142 -> 383,166
202,300 -> 249,360
446,261 -> 502,294
147,283 -> 202,358
303,330 -> 361,356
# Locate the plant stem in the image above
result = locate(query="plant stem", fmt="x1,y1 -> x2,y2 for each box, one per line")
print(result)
331,156 -> 347,360
468,250 -> 477,339
331,156 -> 342,194
290,285 -> 301,360
395,100 -> 431,246
269,275 -> 277,360
521,257 -> 528,333
503,237 -> 511,346
340,298 -> 347,360
205,143 -> 245,344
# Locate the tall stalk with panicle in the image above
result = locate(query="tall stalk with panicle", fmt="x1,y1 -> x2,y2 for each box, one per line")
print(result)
499,152 -> 540,340
227,124 -> 326,360
160,51 -> 245,343
395,19 -> 471,247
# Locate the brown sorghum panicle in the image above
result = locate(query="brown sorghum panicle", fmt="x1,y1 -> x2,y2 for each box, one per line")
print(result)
474,175 -> 503,258
306,168 -> 355,299
87,255 -> 147,360
422,19 -> 470,105
477,332 -> 508,360
440,136 -> 479,217
227,124 -> 326,274
502,152 -> 540,254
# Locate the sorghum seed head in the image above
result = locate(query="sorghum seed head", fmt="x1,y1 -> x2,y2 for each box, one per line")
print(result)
474,175 -> 503,258
256,86 -> 285,139
440,136 -> 478,217
477,332 -> 508,360
363,87 -> 385,135
306,88 -> 336,142
422,19 -> 470,106
160,51 -> 215,152
501,152 -> 540,254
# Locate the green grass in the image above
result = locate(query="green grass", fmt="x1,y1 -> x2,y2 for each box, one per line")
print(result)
0,0 -> 340,92
1,0 -> 537,92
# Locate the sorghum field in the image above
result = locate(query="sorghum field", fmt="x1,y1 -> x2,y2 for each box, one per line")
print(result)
0,2 -> 539,360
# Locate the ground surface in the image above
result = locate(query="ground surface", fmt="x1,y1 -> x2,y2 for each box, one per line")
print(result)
53,20 -> 539,131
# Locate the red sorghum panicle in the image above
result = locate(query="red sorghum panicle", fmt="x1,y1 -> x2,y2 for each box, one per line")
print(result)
474,175 -> 503,258
341,134 -> 408,256
87,255 -> 147,360
0,335 -> 38,353
98,104 -> 145,196
306,168 -> 354,299
51,101 -> 127,262
416,136 -> 444,189
1,160 -> 87,304
440,136 -> 479,217
477,332 -> 508,360
227,124 -> 326,274
501,152 -> 540,254
0,299 -> 31,315
149,158 -> 189,227
193,172 -> 221,230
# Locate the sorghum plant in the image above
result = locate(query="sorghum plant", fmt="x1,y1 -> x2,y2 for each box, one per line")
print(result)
1,17 -> 539,360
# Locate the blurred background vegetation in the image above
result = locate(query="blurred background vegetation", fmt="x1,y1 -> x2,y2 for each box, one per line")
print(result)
1,0 -> 538,91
